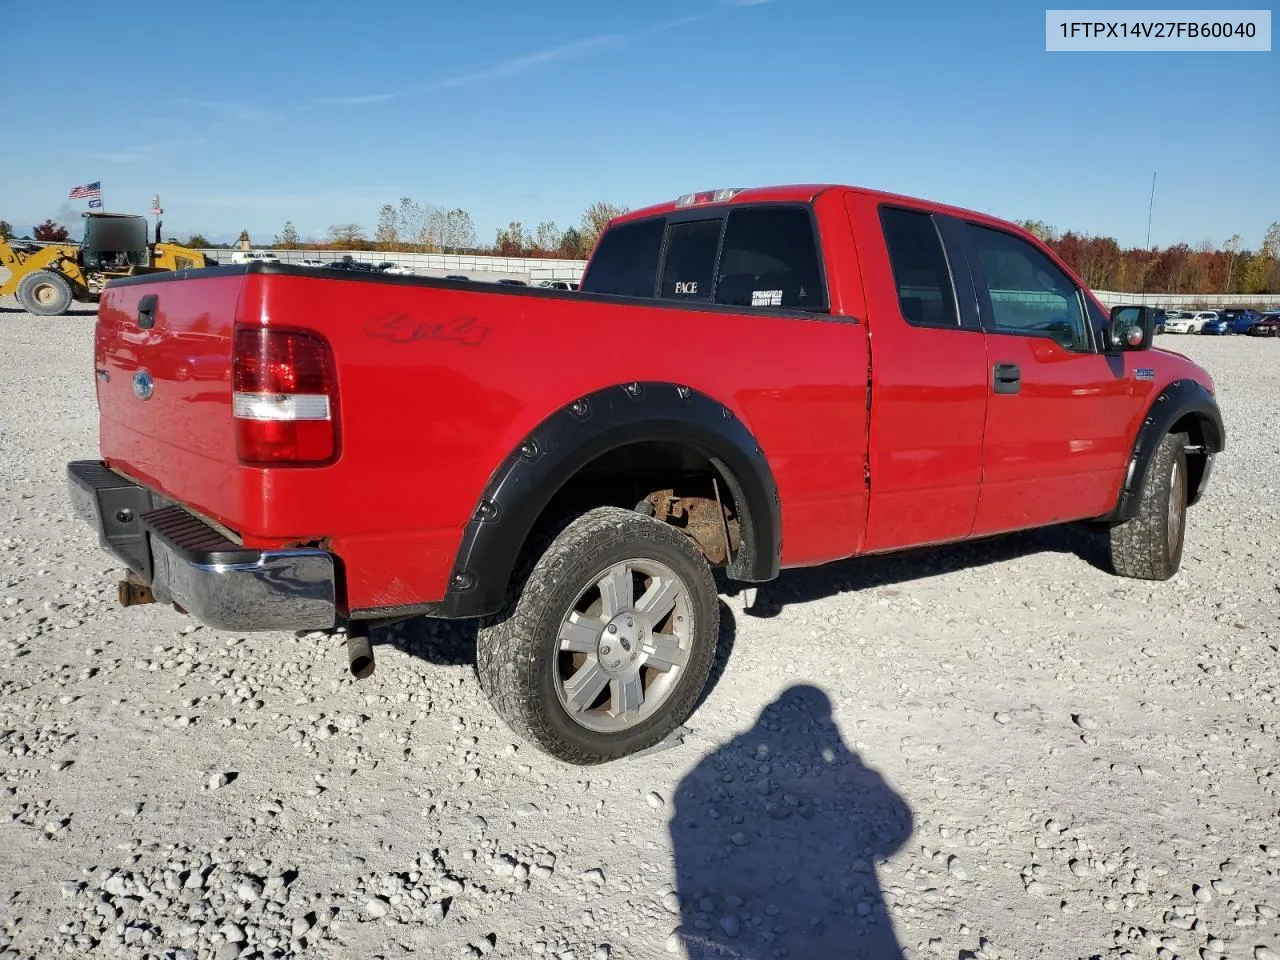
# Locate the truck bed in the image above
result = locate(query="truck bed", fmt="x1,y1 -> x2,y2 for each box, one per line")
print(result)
94,263 -> 870,615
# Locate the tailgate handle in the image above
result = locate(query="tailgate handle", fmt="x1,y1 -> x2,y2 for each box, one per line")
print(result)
137,294 -> 158,330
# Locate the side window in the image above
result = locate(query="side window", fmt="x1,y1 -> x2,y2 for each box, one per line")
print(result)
579,219 -> 665,298
879,207 -> 960,327
965,224 -> 1089,351
715,207 -> 826,311
660,219 -> 721,301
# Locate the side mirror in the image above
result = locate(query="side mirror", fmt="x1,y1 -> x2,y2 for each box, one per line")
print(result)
1107,305 -> 1155,351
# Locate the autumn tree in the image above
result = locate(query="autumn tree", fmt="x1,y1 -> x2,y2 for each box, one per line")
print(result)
1223,234 -> 1242,292
1252,221 -> 1280,293
397,198 -> 426,247
495,221 -> 532,256
0,220 -> 13,240
580,202 -> 628,254
33,220 -> 71,242
375,204 -> 398,249
534,221 -> 563,254
559,227 -> 583,259
327,223 -> 366,247
275,221 -> 300,249
1017,219 -> 1059,242
442,209 -> 475,251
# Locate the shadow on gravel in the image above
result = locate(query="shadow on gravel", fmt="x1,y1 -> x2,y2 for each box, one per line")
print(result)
670,684 -> 911,959
0,302 -> 97,316
725,521 -> 1112,618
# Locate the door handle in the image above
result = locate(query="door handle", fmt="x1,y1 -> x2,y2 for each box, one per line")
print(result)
993,362 -> 1021,395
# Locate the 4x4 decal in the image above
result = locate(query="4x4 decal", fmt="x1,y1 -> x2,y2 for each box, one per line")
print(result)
364,313 -> 488,347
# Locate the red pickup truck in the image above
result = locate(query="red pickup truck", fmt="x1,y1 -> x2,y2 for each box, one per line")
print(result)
69,184 -> 1224,763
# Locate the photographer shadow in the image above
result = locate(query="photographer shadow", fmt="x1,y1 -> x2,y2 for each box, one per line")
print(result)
670,684 -> 912,959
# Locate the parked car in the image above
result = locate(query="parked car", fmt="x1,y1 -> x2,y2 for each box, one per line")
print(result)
1219,308 -> 1260,334
537,280 -> 580,291
298,258 -> 325,268
69,182 -> 1225,764
444,274 -> 470,281
326,259 -> 375,273
1247,312 -> 1280,336
495,278 -> 528,286
376,262 -> 415,276
1162,311 -> 1198,334
1186,311 -> 1218,333
1200,315 -> 1232,335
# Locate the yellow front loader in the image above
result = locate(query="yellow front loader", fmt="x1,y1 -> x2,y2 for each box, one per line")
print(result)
0,213 -> 211,316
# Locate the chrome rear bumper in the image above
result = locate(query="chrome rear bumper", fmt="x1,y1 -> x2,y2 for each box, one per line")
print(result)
68,460 -> 337,631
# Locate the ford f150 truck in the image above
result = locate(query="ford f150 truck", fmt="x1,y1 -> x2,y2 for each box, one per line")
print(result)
68,184 -> 1224,763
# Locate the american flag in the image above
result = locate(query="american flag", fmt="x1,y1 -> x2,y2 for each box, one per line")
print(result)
69,181 -> 102,200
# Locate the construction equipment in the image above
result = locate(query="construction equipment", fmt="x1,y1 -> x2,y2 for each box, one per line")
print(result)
0,213 -> 211,316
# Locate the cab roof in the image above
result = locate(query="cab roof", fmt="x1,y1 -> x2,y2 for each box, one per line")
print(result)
611,183 -> 1015,233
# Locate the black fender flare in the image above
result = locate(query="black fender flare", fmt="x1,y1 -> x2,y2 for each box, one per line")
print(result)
428,382 -> 781,620
1111,378 -> 1225,521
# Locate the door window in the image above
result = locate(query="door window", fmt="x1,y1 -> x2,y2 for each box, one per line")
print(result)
965,224 -> 1090,351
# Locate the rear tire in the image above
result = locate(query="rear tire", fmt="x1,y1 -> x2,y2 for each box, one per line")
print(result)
17,270 -> 73,316
1109,431 -> 1188,581
476,506 -> 719,764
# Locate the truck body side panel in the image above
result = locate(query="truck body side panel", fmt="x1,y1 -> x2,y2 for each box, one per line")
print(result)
845,194 -> 991,552
97,270 -> 870,611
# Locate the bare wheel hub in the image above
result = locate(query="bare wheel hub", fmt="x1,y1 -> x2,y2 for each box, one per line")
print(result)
33,283 -> 57,306
554,558 -> 693,733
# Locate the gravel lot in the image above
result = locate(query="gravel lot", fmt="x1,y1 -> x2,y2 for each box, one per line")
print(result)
1,298 -> 1278,960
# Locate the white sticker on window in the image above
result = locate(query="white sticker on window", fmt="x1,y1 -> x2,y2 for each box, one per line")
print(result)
751,289 -> 783,307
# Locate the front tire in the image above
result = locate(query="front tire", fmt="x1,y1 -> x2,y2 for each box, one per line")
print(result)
1109,431 -> 1188,581
476,506 -> 719,764
17,270 -> 73,316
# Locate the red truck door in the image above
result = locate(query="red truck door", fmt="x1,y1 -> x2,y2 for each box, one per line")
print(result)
847,196 -> 990,552
959,222 -> 1133,535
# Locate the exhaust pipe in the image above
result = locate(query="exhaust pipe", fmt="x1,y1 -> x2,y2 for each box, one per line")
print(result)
346,630 -> 375,679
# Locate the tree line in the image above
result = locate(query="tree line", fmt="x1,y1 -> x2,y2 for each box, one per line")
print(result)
1019,219 -> 1280,295
6,209 -> 1278,294
254,199 -> 630,259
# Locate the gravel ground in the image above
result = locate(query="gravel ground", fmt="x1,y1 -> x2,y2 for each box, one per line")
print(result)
1,298 -> 1278,960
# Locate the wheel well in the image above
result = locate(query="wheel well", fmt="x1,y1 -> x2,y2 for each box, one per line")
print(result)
530,440 -> 746,568
1170,413 -> 1210,505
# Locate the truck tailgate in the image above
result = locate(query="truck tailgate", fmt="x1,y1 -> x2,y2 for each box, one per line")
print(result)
95,273 -> 244,532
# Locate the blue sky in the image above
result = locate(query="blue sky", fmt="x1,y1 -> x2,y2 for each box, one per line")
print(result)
2,0 -> 1275,249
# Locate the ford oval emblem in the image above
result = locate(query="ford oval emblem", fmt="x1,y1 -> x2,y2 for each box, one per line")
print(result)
132,369 -> 154,401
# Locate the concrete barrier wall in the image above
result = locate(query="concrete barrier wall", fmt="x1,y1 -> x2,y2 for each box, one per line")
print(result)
199,249 -> 587,282
1095,290 -> 1280,309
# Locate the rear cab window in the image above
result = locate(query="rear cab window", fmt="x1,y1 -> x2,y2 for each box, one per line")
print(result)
879,206 -> 960,328
581,203 -> 827,312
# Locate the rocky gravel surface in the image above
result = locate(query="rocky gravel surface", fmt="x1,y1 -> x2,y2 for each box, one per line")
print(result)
0,300 -> 1277,960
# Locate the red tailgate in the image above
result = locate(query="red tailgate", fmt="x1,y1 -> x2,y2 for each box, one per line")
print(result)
96,274 -> 245,532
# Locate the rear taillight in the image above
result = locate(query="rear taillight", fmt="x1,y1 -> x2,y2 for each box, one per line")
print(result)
232,327 -> 338,465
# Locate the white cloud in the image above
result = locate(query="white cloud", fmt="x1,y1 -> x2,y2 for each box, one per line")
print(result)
176,99 -> 264,122
312,93 -> 398,106
427,33 -> 622,89
60,137 -> 206,164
